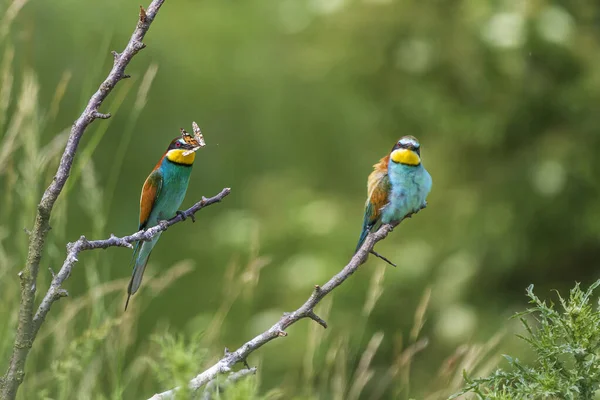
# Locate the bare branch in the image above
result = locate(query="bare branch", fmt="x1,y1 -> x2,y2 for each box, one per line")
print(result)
148,206 -> 426,400
32,188 -> 231,337
1,2 -> 167,398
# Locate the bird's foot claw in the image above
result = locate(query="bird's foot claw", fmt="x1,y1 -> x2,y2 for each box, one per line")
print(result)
176,210 -> 195,223
241,358 -> 251,369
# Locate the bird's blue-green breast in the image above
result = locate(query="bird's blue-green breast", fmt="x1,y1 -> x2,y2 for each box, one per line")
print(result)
381,160 -> 431,224
147,158 -> 193,226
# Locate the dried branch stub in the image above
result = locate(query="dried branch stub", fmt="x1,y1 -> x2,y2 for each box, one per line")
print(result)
180,121 -> 206,156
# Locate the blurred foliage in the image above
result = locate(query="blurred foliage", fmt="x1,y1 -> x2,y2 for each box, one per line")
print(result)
1,0 -> 600,398
148,331 -> 207,399
453,281 -> 600,399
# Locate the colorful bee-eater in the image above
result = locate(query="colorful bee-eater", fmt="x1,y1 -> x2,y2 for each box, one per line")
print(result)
125,125 -> 205,310
355,135 -> 432,254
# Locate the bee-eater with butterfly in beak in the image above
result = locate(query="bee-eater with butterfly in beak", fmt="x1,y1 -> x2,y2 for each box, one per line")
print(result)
125,124 -> 205,310
355,136 -> 432,255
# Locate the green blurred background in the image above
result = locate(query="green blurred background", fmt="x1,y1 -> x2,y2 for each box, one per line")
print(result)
1,0 -> 600,398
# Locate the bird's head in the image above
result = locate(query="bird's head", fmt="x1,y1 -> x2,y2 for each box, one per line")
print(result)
166,122 -> 206,165
390,135 -> 421,166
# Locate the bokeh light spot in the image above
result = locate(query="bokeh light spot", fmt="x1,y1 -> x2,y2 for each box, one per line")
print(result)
532,160 -> 566,196
435,304 -> 477,343
390,240 -> 434,280
536,6 -> 573,45
309,0 -> 347,15
279,0 -> 312,34
482,12 -> 526,48
395,39 -> 432,74
434,251 -> 478,305
283,253 -> 328,290
297,199 -> 340,236
213,210 -> 260,248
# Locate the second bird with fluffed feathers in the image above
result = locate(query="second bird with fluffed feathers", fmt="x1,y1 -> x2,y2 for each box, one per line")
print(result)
356,135 -> 432,252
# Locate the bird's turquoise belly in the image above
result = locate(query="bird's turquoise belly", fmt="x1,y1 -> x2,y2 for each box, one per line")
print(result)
381,189 -> 424,223
381,165 -> 430,224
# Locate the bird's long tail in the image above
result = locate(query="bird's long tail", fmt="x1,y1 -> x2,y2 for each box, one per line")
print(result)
125,237 -> 158,310
356,213 -> 377,253
355,226 -> 371,253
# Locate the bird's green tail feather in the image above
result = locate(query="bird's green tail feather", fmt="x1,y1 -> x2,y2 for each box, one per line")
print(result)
125,240 -> 153,311
355,228 -> 370,253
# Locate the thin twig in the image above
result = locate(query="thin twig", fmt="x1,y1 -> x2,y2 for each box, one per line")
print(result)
1,2 -> 166,398
31,188 -> 231,337
370,250 -> 397,267
148,209 -> 425,400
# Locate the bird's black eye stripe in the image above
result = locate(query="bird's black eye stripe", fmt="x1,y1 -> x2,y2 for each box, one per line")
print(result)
394,142 -> 419,150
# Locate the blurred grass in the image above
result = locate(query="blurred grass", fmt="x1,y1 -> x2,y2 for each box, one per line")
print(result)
2,0 -> 600,398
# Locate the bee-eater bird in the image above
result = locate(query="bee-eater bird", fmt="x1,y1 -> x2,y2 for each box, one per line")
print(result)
125,125 -> 205,310
355,136 -> 432,256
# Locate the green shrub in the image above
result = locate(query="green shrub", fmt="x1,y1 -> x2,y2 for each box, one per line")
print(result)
453,281 -> 600,400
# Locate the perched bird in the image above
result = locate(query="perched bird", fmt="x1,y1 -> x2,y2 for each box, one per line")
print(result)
355,135 -> 432,254
126,125 -> 205,310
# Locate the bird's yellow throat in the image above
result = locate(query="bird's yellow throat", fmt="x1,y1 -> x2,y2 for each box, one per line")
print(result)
166,149 -> 196,165
390,149 -> 420,166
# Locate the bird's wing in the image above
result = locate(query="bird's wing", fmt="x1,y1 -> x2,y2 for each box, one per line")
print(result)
365,168 -> 391,228
139,169 -> 163,230
355,157 -> 390,251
